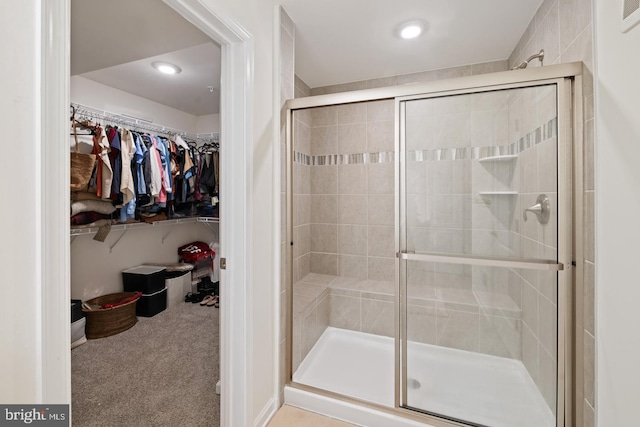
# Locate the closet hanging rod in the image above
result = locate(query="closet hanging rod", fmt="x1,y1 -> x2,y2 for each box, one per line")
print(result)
70,102 -> 219,144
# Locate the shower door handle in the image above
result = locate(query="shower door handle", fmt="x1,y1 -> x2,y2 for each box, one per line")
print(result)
523,194 -> 550,224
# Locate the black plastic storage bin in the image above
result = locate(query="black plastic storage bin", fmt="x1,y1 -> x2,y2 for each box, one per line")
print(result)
136,288 -> 167,317
122,266 -> 166,294
71,299 -> 84,323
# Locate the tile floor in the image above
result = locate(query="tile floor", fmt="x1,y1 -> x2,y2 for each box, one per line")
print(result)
268,405 -> 355,427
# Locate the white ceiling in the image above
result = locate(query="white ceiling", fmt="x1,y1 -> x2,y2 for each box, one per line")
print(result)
79,43 -> 221,116
71,0 -> 543,115
282,0 -> 543,88
71,0 -> 220,116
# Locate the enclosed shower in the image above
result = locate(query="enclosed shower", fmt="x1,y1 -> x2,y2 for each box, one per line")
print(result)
285,63 -> 582,427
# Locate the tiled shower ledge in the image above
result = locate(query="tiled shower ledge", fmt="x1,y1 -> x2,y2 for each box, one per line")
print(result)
293,273 -> 522,320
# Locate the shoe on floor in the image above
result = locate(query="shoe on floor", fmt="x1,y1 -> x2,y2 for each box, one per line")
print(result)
206,295 -> 218,307
200,295 -> 215,306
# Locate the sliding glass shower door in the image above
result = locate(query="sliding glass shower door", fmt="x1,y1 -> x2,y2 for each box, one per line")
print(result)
398,83 -> 570,427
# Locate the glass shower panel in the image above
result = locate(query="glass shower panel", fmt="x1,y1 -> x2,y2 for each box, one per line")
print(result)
401,85 -> 559,427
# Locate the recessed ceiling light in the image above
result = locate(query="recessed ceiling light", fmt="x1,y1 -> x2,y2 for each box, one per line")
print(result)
152,61 -> 182,75
396,20 -> 428,40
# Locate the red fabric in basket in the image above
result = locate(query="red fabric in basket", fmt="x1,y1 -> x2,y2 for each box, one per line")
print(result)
178,241 -> 215,264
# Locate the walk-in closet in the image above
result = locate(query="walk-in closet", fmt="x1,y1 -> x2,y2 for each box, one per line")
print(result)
69,1 -> 222,425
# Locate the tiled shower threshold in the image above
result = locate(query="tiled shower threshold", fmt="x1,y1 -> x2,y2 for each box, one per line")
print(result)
294,327 -> 554,427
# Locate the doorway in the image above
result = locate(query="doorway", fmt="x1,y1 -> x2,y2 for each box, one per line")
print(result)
41,0 -> 253,425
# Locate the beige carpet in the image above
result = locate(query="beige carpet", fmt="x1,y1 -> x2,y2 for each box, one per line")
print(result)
268,406 -> 356,427
72,302 -> 219,426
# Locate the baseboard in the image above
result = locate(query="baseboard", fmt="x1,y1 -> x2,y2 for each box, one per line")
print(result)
254,397 -> 278,427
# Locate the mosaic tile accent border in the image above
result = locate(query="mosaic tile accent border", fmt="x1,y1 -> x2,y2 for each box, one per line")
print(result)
294,151 -> 395,166
293,118 -> 557,165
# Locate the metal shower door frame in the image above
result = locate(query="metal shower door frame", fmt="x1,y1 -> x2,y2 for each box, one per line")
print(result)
395,77 -> 576,427
284,62 -> 583,427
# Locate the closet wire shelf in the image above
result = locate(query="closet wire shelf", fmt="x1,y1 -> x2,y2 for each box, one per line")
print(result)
70,217 -> 220,237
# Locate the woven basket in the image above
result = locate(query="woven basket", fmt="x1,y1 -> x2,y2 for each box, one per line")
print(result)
70,120 -> 96,192
82,292 -> 139,339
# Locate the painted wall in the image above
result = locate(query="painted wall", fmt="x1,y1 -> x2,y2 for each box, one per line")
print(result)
71,76 -> 199,132
196,113 -> 221,134
197,0 -> 280,424
0,0 -> 44,403
594,1 -> 640,426
1,0 -> 279,425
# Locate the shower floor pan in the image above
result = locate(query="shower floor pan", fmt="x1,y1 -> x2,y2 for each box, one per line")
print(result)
293,327 -> 554,427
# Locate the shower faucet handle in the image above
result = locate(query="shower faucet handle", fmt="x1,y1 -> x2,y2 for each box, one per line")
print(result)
523,194 -> 550,224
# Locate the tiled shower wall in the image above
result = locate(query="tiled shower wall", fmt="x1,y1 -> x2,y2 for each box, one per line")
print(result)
508,85 -> 560,413
279,7 -> 295,404
306,101 -> 396,281
508,0 -> 595,423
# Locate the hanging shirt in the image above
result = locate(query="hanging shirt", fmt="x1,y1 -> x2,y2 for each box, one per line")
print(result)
147,136 -> 163,199
95,126 -> 113,200
119,128 -> 136,205
133,132 -> 147,196
107,127 -> 122,203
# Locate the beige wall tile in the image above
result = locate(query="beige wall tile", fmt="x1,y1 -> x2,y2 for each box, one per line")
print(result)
367,163 -> 394,195
584,330 -> 595,407
366,76 -> 397,89
338,194 -> 368,225
338,254 -> 368,279
310,106 -> 338,127
361,299 -> 395,337
310,126 -> 337,156
311,165 -> 338,195
329,294 -> 361,331
539,1 -> 560,65
311,223 -> 337,254
407,259 -> 435,288
433,195 -> 471,229
538,345 -> 558,413
538,294 -> 557,356
407,227 -> 434,253
338,103 -> 367,125
294,75 -> 311,97
558,0 -> 592,53
437,310 -> 479,352
367,257 -> 394,282
294,224 -> 310,258
338,224 -> 368,256
368,194 -> 394,226
479,315 -> 516,358
310,253 -> 338,276
367,99 -> 395,122
311,195 -> 337,224
366,120 -> 394,152
522,281 -> 539,336
293,120 -> 310,155
584,119 -> 594,191
397,70 -> 436,85
537,139 -> 558,193
299,253 -> 311,280
367,226 -> 395,258
584,260 -> 594,335
583,400 -> 594,427
294,194 -> 311,227
280,30 -> 294,82
522,324 -> 539,382
470,60 -> 509,75
337,123 -> 367,154
338,164 -> 367,194
279,7 -> 294,37
434,65 -> 472,80
407,305 -> 438,345
584,190 -> 594,262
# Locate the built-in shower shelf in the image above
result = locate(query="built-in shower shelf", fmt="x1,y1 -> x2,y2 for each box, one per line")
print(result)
478,191 -> 518,196
478,155 -> 518,163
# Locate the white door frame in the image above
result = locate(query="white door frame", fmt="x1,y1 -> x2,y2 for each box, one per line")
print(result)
41,1 -> 254,425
